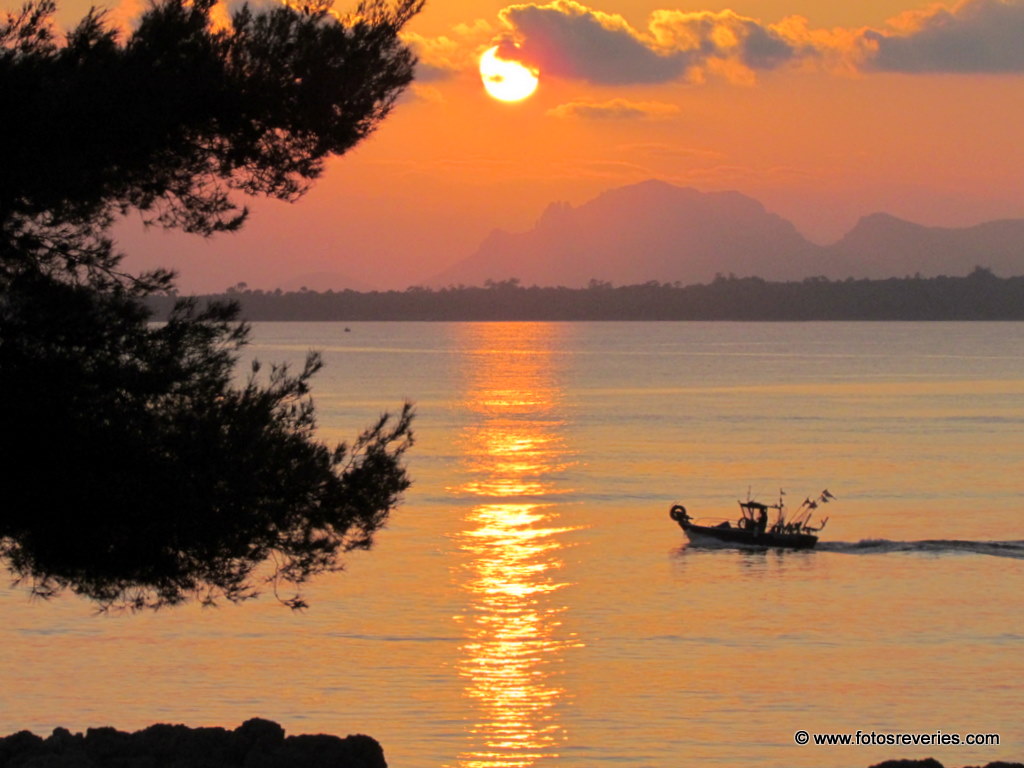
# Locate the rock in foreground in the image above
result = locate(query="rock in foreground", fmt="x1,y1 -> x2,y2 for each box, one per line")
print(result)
0,718 -> 385,768
870,760 -> 1023,768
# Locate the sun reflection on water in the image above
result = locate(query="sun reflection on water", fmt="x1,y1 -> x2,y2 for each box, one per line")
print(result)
451,323 -> 582,768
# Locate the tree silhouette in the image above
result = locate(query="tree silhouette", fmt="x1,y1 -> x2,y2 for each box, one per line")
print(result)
0,0 -> 420,609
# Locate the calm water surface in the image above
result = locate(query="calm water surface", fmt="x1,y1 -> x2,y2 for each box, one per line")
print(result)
3,322 -> 1023,768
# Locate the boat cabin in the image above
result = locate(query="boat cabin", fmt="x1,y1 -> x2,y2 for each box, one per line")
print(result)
737,500 -> 771,534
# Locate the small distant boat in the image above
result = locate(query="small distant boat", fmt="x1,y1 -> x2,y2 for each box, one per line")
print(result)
669,490 -> 835,550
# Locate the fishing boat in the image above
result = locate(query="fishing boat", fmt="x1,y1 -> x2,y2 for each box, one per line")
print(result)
669,490 -> 835,550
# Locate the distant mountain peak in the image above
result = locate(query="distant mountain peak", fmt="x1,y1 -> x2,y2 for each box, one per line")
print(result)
429,180 -> 1024,287
536,200 -> 573,229
845,211 -> 927,234
431,180 -> 816,288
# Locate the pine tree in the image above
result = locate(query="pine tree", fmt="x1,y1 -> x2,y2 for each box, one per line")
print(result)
0,0 -> 421,609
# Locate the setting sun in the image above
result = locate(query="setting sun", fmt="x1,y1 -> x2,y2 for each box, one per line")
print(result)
479,45 -> 539,103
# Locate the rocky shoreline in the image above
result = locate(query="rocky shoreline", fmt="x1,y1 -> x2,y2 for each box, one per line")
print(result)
0,719 -> 385,768
1,722 -> 1019,768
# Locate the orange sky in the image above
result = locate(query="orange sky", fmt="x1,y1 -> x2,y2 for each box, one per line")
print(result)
24,0 -> 1024,291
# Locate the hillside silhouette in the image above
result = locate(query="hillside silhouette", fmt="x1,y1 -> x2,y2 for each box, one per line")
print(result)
429,180 -> 1024,288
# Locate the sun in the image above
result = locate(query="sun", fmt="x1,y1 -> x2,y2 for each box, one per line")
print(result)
479,46 -> 539,103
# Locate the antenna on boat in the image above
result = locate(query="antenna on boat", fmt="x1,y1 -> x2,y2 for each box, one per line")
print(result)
792,490 -> 838,532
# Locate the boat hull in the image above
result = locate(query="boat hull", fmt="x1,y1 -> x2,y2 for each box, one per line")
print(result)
678,520 -> 818,550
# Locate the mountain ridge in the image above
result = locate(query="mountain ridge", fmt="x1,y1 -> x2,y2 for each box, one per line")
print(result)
431,180 -> 1024,287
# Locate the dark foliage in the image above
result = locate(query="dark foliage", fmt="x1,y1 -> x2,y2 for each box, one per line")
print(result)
149,268 -> 1024,321
0,0 -> 420,609
1,0 -> 421,282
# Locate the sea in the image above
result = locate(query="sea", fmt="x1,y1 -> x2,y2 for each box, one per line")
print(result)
2,322 -> 1023,768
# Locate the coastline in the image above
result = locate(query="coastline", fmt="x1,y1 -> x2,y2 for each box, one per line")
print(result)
2,722 -> 1019,768
0,719 -> 385,768
144,271 -> 1024,322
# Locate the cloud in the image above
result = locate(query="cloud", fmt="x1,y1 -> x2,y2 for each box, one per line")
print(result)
407,84 -> 447,104
547,98 -> 681,119
864,0 -> 1024,72
498,1 -> 690,83
107,0 -> 231,34
498,0 -> 1024,82
405,21 -> 495,81
405,0 -> 1024,90
108,0 -> 146,35
616,143 -> 727,162
647,9 -> 799,70
492,2 -> 854,85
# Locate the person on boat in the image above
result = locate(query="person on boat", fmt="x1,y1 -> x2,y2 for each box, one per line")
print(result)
756,505 -> 768,536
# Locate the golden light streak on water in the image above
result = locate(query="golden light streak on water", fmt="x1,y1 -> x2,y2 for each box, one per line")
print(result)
451,323 -> 582,768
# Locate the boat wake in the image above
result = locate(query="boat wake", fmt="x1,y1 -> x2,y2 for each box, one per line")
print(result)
818,539 -> 1024,559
